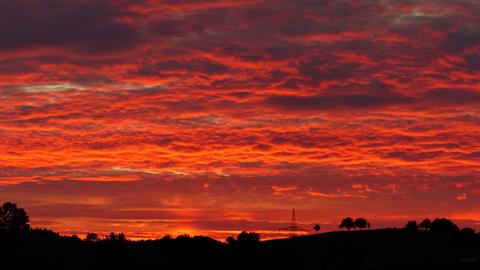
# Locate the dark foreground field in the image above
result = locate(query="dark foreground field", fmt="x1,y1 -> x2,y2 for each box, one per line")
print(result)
1,228 -> 480,270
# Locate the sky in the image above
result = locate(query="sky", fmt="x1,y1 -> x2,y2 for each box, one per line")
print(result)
0,0 -> 479,240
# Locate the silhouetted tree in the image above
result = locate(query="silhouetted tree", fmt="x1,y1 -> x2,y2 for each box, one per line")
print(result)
225,235 -> 236,244
116,233 -> 126,242
86,232 -> 99,242
237,231 -> 260,243
419,218 -> 431,230
0,202 -> 30,231
162,234 -> 173,240
104,232 -> 126,242
68,235 -> 81,241
339,217 -> 355,231
176,234 -> 191,240
367,222 -> 371,230
313,224 -> 321,232
354,218 -> 368,230
405,220 -> 418,231
430,218 -> 459,233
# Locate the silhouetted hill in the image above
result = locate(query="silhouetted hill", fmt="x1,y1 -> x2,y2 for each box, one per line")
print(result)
1,228 -> 480,269
261,229 -> 480,269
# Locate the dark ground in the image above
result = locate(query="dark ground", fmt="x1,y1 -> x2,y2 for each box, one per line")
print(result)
1,228 -> 480,270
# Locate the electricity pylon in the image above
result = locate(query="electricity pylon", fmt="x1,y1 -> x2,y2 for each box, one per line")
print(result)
278,208 -> 306,238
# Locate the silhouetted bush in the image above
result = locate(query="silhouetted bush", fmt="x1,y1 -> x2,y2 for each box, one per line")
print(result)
64,234 -> 81,242
405,220 -> 418,231
104,232 -> 127,242
226,235 -> 236,244
459,227 -> 477,244
460,227 -> 476,235
86,232 -> 99,242
162,234 -> 173,240
237,231 -> 260,243
430,218 -> 459,233
176,234 -> 192,240
419,218 -> 431,230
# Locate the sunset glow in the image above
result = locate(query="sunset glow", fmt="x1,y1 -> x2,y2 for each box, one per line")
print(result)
1,0 -> 480,240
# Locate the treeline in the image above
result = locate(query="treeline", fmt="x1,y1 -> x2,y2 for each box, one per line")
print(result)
3,202 -> 480,269
1,201 -> 479,241
405,218 -> 475,234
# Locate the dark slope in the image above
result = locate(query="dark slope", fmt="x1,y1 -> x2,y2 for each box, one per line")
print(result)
1,228 -> 480,270
259,229 -> 480,269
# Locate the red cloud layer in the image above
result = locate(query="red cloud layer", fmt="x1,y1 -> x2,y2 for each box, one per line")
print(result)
0,0 -> 479,239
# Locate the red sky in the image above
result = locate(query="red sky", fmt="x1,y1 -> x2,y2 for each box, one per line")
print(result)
0,0 -> 480,240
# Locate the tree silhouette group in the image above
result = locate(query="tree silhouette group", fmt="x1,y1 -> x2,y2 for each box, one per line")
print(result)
3,201 -> 480,269
405,218 -> 467,233
226,231 -> 260,245
339,217 -> 370,231
0,201 -> 478,243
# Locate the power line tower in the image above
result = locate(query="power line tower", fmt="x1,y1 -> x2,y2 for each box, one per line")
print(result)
289,208 -> 299,238
279,208 -> 306,238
